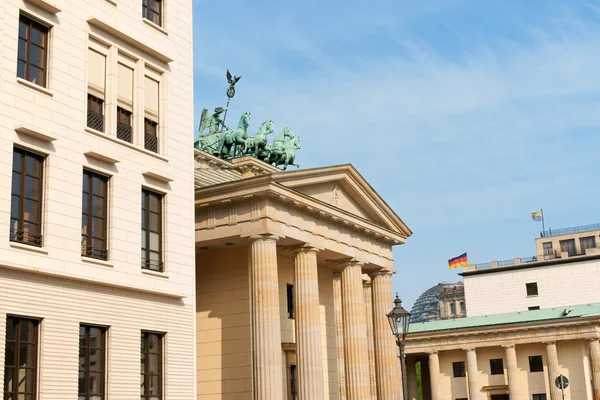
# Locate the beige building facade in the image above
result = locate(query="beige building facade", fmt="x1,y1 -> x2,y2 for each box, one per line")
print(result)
0,0 -> 195,399
193,151 -> 412,399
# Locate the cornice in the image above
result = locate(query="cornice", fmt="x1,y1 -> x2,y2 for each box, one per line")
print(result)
193,149 -> 279,176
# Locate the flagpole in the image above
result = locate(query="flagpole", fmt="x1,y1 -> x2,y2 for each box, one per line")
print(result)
541,209 -> 545,234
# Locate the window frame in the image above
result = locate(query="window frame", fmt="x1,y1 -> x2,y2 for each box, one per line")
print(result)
142,0 -> 163,26
525,282 -> 538,297
452,361 -> 466,378
542,241 -> 553,255
78,325 -> 107,400
87,93 -> 105,132
286,284 -> 295,319
450,302 -> 456,316
528,306 -> 540,311
532,394 -> 547,400
580,236 -> 596,251
144,117 -> 159,153
3,316 -> 40,400
529,355 -> 544,372
290,364 -> 297,400
17,13 -> 49,87
489,358 -> 504,375
140,331 -> 164,400
559,239 -> 576,256
141,189 -> 163,272
81,169 -> 109,260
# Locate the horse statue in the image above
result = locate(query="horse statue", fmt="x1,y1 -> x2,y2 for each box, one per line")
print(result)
244,120 -> 274,156
266,127 -> 300,170
218,112 -> 250,158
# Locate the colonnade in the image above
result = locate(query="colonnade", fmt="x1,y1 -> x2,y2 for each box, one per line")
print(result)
249,234 -> 402,400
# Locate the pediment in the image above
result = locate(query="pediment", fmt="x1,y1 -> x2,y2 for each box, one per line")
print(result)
272,165 -> 412,238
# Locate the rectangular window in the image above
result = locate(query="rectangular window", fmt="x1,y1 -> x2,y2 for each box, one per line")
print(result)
10,147 -> 44,247
532,395 -> 547,400
82,170 -> 109,260
117,107 -> 133,142
526,282 -> 538,297
3,316 -> 39,400
141,189 -> 163,272
450,302 -> 456,315
529,355 -> 544,372
460,301 -> 465,314
290,364 -> 297,400
542,242 -> 553,255
117,62 -> 134,142
143,0 -> 162,26
87,48 -> 106,132
287,284 -> 295,319
489,358 -> 504,375
452,361 -> 466,377
528,306 -> 540,311
79,325 -> 106,400
17,14 -> 48,87
141,331 -> 163,400
560,239 -> 576,256
580,236 -> 596,251
144,74 -> 160,153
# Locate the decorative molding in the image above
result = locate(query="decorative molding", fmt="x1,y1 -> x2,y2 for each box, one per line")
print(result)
15,124 -> 58,142
24,0 -> 61,14
84,150 -> 120,164
330,183 -> 342,207
142,171 -> 174,183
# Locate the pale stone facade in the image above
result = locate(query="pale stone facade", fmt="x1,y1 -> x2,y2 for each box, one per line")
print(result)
0,0 -> 195,398
194,151 -> 412,399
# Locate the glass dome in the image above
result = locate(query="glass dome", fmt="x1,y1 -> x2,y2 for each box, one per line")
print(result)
410,282 -> 463,323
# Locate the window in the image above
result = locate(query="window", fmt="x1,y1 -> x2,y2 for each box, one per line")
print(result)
460,301 -> 465,314
79,325 -> 106,400
452,361 -> 466,377
542,242 -> 553,255
141,332 -> 163,400
560,239 -> 576,256
526,282 -> 538,297
533,395 -> 547,400
528,306 -> 540,311
11,148 -> 44,247
450,302 -> 456,316
117,62 -> 134,142
286,284 -> 295,319
3,316 -> 39,400
117,107 -> 133,142
290,364 -> 297,400
87,48 -> 106,132
489,358 -> 504,375
143,0 -> 163,26
82,170 -> 109,260
17,14 -> 48,87
529,355 -> 544,372
581,236 -> 596,251
144,74 -> 160,153
141,189 -> 163,272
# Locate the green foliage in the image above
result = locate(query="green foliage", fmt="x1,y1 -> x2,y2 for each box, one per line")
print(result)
416,361 -> 423,400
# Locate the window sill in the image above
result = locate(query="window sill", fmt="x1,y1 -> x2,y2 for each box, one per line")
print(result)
526,295 -> 539,298
142,269 -> 168,278
142,18 -> 168,35
9,242 -> 48,255
84,127 -> 169,162
81,256 -> 114,268
16,78 -> 53,97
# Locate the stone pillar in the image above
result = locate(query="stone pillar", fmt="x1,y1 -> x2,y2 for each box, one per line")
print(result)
370,271 -> 403,400
545,342 -> 562,400
504,344 -> 524,400
293,246 -> 325,400
249,235 -> 283,400
428,352 -> 442,400
407,357 -> 418,400
363,280 -> 377,400
341,261 -> 371,399
590,339 -> 600,400
333,272 -> 346,400
465,348 -> 480,400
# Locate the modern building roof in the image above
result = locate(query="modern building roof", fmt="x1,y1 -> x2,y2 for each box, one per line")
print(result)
408,302 -> 600,334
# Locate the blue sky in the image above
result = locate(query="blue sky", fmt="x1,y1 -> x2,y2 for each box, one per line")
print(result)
193,0 -> 600,309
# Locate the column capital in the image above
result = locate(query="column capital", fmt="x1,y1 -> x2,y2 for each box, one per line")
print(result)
287,243 -> 322,255
543,341 -> 557,346
248,233 -> 280,243
369,270 -> 394,278
332,271 -> 341,278
333,257 -> 364,271
502,344 -> 516,349
464,347 -> 477,353
428,351 -> 439,356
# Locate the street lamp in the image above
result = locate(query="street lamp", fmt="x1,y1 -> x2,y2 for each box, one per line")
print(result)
387,293 -> 411,400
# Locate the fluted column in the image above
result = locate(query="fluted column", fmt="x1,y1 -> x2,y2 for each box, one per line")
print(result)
590,339 -> 600,400
293,246 -> 324,400
363,280 -> 377,400
341,260 -> 371,399
465,348 -> 480,400
333,272 -> 347,400
370,271 -> 402,399
428,352 -> 442,400
407,357 -> 418,400
503,344 -> 524,400
249,235 -> 283,400
545,342 -> 562,400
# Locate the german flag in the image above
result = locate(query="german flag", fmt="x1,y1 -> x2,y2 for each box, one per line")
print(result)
448,252 -> 468,269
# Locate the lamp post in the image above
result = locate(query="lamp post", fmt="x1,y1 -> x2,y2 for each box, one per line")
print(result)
387,293 -> 411,400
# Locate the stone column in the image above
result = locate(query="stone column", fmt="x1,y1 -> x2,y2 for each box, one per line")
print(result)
406,357 -> 419,400
504,344 -> 524,400
341,260 -> 371,399
590,339 -> 600,400
465,348 -> 480,400
545,342 -> 562,400
370,272 -> 402,400
363,280 -> 377,400
428,352 -> 442,400
249,235 -> 283,400
293,246 -> 325,400
333,272 -> 347,400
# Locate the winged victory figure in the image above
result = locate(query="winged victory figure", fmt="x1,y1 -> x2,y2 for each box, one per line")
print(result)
226,70 -> 242,99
